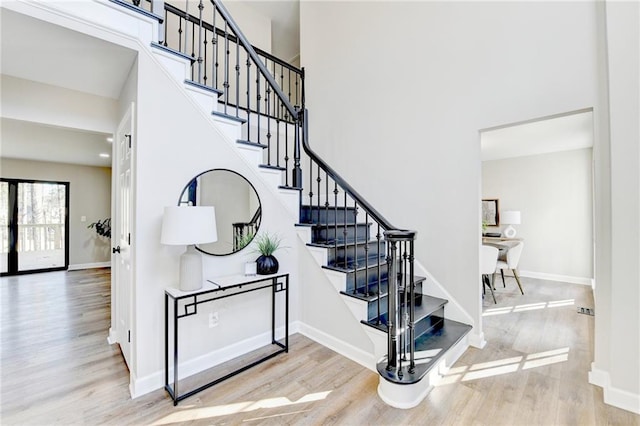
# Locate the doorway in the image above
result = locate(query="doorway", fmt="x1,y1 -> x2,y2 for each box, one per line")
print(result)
1,178 -> 69,275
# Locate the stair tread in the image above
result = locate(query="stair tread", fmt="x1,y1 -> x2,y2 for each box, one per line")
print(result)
211,110 -> 247,124
307,240 -> 383,249
259,164 -> 286,171
236,139 -> 268,149
310,222 -> 371,227
185,79 -> 224,96
362,294 -> 447,329
323,260 -> 387,273
280,185 -> 303,191
340,276 -> 428,303
375,318 -> 472,385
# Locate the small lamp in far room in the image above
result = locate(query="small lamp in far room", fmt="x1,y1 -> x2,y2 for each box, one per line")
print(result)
501,210 -> 521,238
161,206 -> 217,292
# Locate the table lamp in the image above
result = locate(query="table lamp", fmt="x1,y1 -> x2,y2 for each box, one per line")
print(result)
501,210 -> 521,238
161,206 -> 217,291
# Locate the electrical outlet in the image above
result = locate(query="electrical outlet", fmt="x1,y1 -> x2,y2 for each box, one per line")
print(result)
208,312 -> 219,328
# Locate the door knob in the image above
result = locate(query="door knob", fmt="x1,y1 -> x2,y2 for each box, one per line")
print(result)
112,246 -> 121,254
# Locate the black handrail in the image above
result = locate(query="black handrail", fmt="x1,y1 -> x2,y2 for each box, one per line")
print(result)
300,109 -> 403,233
208,0 -> 299,119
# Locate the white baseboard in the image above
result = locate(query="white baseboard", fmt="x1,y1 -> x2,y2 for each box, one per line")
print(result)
467,330 -> 486,349
130,324 -> 295,399
68,261 -> 111,271
519,270 -> 593,286
589,364 -> 640,414
107,328 -> 118,345
298,322 -> 376,372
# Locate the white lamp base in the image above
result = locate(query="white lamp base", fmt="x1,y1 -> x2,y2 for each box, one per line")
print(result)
503,225 -> 517,238
179,245 -> 203,291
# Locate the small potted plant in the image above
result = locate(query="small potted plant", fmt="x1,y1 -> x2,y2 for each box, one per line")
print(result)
253,232 -> 284,275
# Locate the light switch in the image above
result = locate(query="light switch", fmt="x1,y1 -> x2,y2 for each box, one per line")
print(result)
81,216 -> 87,222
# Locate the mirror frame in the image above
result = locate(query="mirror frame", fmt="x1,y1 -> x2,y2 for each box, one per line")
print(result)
177,168 -> 262,256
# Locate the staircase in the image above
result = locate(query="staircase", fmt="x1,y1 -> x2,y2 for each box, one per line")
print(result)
112,0 -> 472,408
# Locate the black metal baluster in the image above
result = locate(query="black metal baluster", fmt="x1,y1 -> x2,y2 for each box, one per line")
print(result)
178,16 -> 183,53
295,72 -> 299,107
344,192 -> 350,287
235,35 -> 240,117
266,82 -> 271,165
212,8 -> 218,90
163,10 -> 168,46
308,157 -> 313,225
203,28 -> 208,85
246,55 -> 251,140
364,212 -> 369,296
274,62 -> 281,168
409,238 -> 415,373
324,172 -> 329,250
316,164 -> 321,229
256,72 -> 261,144
376,224 -> 382,324
190,20 -> 196,80
352,200 -> 358,294
284,115 -> 289,184
184,1 -> 190,56
223,21 -> 229,114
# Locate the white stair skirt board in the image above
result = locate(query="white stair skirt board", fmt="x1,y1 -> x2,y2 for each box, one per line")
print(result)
151,47 -> 190,84
377,333 -> 469,409
235,142 -> 264,167
298,322 -> 375,372
277,188 -> 300,218
258,167 -> 284,188
589,364 -> 640,415
210,115 -> 242,141
184,83 -> 220,113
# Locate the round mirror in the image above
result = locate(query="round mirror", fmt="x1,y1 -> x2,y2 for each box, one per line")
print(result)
179,169 -> 261,256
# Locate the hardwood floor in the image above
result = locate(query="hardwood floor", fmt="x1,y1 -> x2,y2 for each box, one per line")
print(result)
1,269 -> 638,425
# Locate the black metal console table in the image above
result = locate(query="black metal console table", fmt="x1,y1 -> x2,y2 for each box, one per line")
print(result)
164,272 -> 289,405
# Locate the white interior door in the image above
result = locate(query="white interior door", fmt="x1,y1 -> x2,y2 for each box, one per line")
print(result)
113,103 -> 134,369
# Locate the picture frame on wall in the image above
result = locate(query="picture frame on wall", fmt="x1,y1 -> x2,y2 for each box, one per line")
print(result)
482,199 -> 500,226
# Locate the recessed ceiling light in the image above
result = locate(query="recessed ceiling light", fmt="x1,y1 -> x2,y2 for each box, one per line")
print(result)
106,137 -> 114,143
99,153 -> 110,158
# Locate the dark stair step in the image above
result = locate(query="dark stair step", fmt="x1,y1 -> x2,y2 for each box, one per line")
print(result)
301,205 -> 358,225
376,318 -> 472,385
308,240 -> 386,267
362,294 -> 447,333
342,278 -> 425,322
312,223 -> 371,245
323,260 -> 389,292
211,110 -> 247,124
185,79 -> 224,97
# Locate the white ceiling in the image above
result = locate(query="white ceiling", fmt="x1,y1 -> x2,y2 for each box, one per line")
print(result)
1,8 -> 137,99
1,118 -> 113,167
481,110 -> 594,161
0,8 -> 136,168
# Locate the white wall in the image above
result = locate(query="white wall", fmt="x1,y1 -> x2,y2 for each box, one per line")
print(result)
301,0 -> 599,342
590,0 -> 640,414
132,40 -> 299,392
0,158 -> 112,268
482,148 -> 593,283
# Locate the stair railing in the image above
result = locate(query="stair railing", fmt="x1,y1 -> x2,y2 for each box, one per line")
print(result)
300,111 -> 418,375
111,0 -> 417,379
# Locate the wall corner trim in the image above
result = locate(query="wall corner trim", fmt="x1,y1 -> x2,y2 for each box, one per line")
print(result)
589,364 -> 640,414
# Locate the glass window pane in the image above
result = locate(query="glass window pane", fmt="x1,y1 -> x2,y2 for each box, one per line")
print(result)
0,182 -> 8,274
17,182 -> 66,271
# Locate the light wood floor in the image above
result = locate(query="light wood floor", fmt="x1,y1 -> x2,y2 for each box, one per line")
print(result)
1,269 -> 639,425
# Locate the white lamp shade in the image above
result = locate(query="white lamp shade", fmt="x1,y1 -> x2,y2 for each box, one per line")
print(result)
161,206 -> 218,245
501,211 -> 521,225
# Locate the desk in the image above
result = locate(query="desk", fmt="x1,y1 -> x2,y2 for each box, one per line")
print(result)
164,272 -> 289,405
